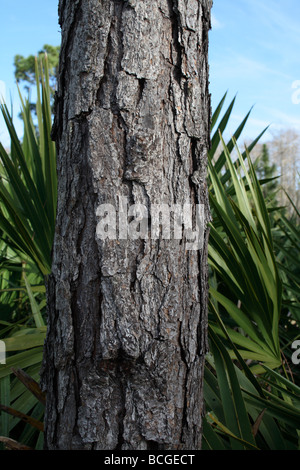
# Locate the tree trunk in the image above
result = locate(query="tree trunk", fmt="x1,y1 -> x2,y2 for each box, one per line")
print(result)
41,0 -> 212,450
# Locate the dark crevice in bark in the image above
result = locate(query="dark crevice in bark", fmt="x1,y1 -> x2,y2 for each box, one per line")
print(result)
167,76 -> 185,203
146,440 -> 160,450
117,113 -> 131,201
167,0 -> 183,82
138,78 -> 146,103
178,319 -> 189,445
52,1 -> 82,141
72,108 -> 93,122
96,2 -> 125,111
191,137 -> 199,173
129,241 -> 143,300
110,1 -> 126,115
188,138 -> 199,206
116,361 -> 126,449
95,19 -> 113,108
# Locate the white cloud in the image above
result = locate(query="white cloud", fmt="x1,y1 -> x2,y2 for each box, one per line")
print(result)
241,0 -> 300,51
267,109 -> 300,129
211,51 -> 293,83
211,13 -> 222,30
233,54 -> 292,81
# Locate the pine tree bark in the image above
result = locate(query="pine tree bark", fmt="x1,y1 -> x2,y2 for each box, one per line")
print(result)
41,0 -> 212,450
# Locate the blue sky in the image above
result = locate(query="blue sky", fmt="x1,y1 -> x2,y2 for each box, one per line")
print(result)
0,0 -> 61,147
0,0 -> 300,147
210,0 -> 300,143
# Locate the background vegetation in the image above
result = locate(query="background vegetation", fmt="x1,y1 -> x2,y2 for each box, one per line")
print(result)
0,55 -> 299,450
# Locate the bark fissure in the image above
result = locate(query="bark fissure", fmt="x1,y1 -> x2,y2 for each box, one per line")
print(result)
167,0 -> 184,80
52,1 -> 82,142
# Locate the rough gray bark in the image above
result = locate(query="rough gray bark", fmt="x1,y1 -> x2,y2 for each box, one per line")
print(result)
41,0 -> 212,450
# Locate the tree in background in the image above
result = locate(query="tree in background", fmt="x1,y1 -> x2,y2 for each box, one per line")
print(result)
256,143 -> 279,202
248,130 -> 300,216
268,129 -> 300,214
14,44 -> 60,113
